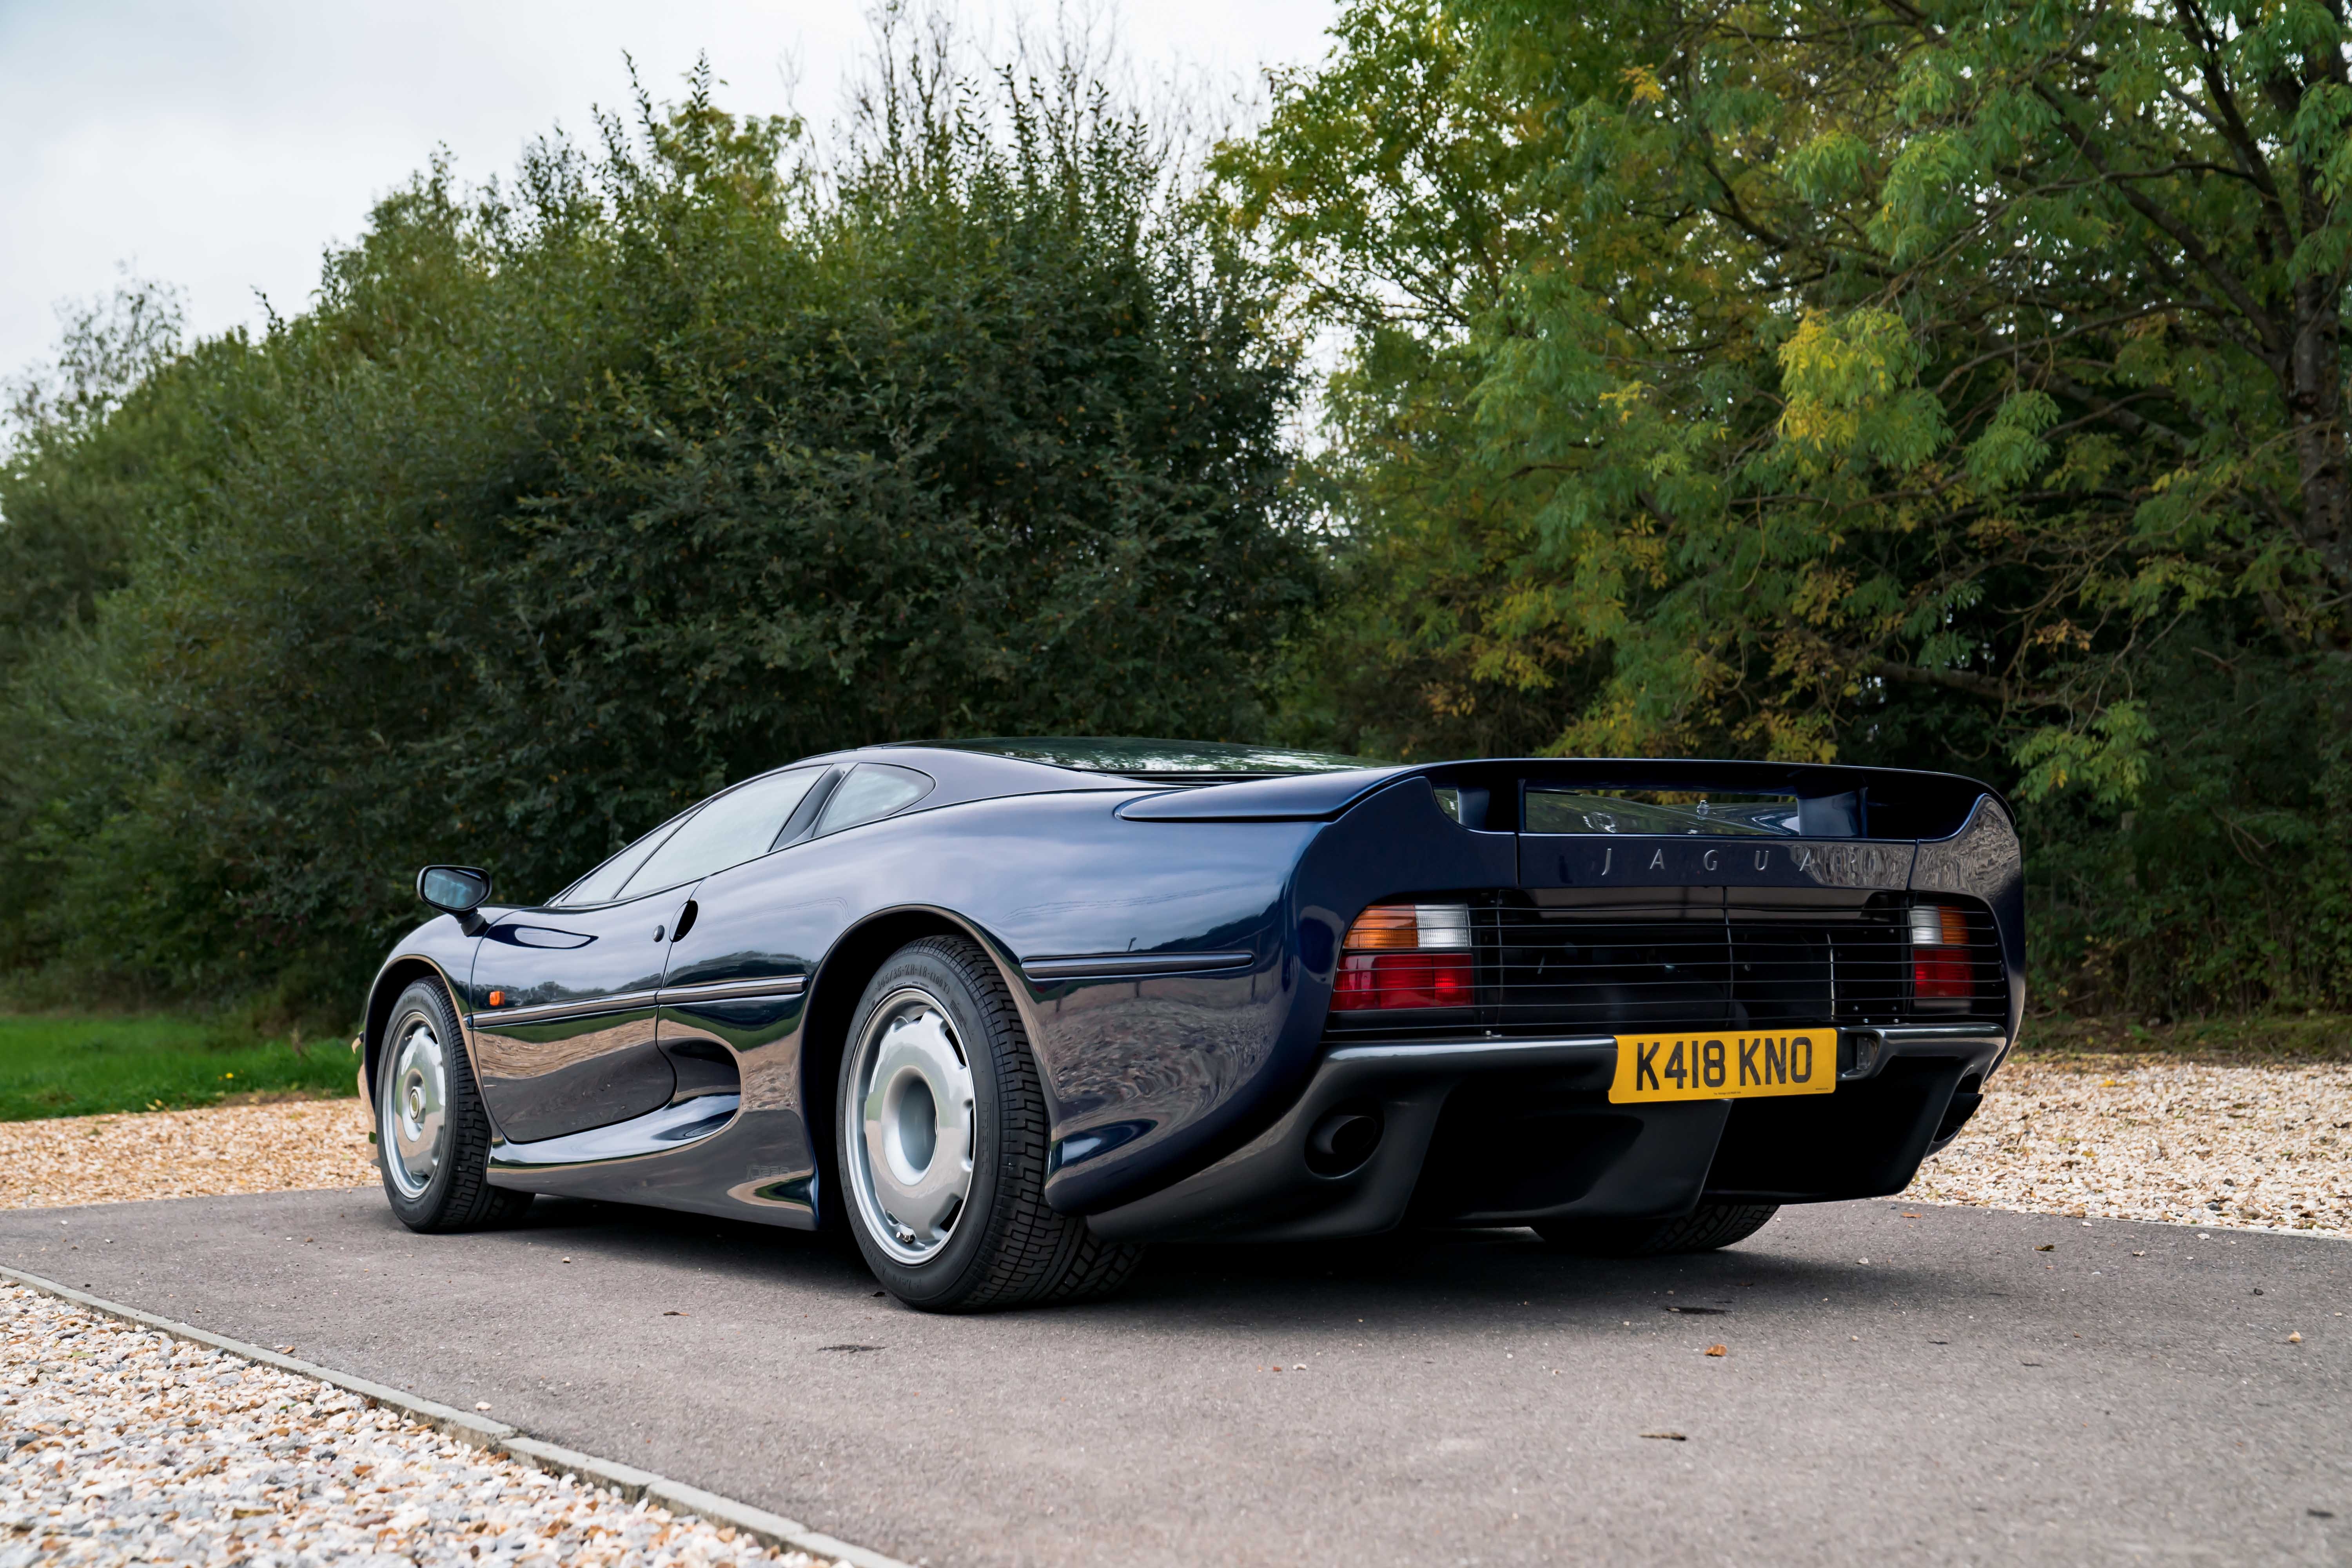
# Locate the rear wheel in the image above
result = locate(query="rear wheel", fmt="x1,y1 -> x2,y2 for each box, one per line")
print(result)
376,977 -> 534,1233
1534,1203 -> 1778,1258
836,937 -> 1143,1311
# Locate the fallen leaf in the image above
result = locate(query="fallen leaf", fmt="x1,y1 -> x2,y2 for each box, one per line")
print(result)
1640,1432 -> 1687,1441
663,1310 -> 688,1316
1704,1344 -> 1727,1357
2288,1332 -> 2303,1344
2036,1244 -> 2055,1252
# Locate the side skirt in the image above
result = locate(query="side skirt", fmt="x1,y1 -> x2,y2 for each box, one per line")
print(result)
486,1102 -> 820,1231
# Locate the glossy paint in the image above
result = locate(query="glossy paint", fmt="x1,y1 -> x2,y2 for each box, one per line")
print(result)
356,748 -> 2027,1238
468,888 -> 696,1144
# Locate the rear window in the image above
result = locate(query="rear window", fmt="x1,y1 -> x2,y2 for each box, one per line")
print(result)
1524,788 -> 1803,837
813,764 -> 935,836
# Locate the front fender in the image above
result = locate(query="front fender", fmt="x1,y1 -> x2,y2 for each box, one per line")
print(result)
357,915 -> 486,1135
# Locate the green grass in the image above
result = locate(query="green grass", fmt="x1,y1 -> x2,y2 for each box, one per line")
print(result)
0,1014 -> 359,1122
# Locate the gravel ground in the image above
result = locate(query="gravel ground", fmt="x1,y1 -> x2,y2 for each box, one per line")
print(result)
0,1283 -> 837,1566
1907,1052 -> 2352,1237
0,1098 -> 375,1211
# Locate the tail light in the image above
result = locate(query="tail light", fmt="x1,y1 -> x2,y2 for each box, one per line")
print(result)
1908,904 -> 1974,1003
1333,902 -> 1473,1011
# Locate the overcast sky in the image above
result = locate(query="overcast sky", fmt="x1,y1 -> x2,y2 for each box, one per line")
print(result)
0,0 -> 1341,379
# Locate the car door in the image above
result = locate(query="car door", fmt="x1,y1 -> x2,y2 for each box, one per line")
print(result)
471,765 -> 829,1144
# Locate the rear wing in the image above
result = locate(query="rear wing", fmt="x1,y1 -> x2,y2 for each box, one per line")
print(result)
1118,757 -> 2004,842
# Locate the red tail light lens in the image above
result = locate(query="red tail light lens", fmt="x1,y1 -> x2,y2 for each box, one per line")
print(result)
1908,904 -> 1975,1002
1911,950 -> 1974,1000
1333,951 -> 1474,1011
1333,902 -> 1474,1011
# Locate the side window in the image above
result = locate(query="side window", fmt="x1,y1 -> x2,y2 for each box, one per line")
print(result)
616,767 -> 828,897
558,812 -> 694,907
813,764 -> 935,837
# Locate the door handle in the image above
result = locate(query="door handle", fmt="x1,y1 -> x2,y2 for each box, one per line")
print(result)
670,900 -> 699,943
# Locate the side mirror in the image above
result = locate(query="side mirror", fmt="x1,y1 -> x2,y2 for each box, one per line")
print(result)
416,865 -> 493,935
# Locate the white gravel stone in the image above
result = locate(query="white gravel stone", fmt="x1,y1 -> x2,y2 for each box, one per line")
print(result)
1907,1053 -> 2352,1237
0,1285 -> 841,1566
0,1099 -> 374,1211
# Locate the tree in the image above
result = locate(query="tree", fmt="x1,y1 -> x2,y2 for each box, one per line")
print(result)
1225,0 -> 2352,1011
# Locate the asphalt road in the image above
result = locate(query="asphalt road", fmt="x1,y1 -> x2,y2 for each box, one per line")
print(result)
2,1190 -> 2343,1567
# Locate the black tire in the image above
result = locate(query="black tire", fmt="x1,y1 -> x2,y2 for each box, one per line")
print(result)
1038,1226 -> 1150,1304
376,977 -> 534,1233
835,937 -> 1144,1312
1534,1203 -> 1779,1258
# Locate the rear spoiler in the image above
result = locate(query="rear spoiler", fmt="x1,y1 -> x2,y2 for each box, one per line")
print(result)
1117,757 -> 2007,842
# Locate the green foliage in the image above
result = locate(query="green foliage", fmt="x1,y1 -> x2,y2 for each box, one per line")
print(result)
0,1014 -> 353,1121
1226,0 -> 2352,1014
0,52 -> 1316,1014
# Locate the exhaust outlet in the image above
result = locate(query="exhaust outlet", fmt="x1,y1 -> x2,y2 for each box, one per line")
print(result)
1305,1100 -> 1384,1177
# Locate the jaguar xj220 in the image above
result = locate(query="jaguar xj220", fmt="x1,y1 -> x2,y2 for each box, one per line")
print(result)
356,739 -> 2022,1311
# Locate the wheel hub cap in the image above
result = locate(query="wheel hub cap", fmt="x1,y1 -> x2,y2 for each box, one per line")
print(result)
846,992 -> 975,1265
383,1019 -> 448,1200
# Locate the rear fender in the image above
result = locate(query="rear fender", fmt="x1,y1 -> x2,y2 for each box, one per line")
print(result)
797,903 -> 1036,1218
1043,776 -> 1514,1215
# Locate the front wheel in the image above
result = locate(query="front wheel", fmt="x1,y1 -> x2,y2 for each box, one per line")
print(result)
376,977 -> 534,1233
1535,1203 -> 1779,1258
836,937 -> 1142,1311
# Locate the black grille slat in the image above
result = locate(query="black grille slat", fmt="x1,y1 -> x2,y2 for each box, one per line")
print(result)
1489,913 -> 1733,1026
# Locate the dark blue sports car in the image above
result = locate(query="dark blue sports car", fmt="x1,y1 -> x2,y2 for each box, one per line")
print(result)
358,739 -> 2022,1311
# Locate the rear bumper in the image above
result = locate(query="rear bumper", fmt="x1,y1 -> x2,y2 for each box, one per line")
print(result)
1083,1025 -> 2001,1245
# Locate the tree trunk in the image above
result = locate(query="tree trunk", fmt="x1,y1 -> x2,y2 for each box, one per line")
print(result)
2285,271 -> 2352,599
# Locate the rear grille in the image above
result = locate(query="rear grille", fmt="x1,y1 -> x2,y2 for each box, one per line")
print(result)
1326,891 -> 2004,1035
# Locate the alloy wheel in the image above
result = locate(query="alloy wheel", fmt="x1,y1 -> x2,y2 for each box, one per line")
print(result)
382,1016 -> 449,1200
842,986 -> 977,1265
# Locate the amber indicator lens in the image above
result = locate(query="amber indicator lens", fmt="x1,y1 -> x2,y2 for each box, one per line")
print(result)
1341,903 -> 1472,952
486,990 -> 506,1007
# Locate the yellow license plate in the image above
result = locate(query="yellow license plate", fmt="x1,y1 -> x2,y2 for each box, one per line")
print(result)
1608,1030 -> 1837,1103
